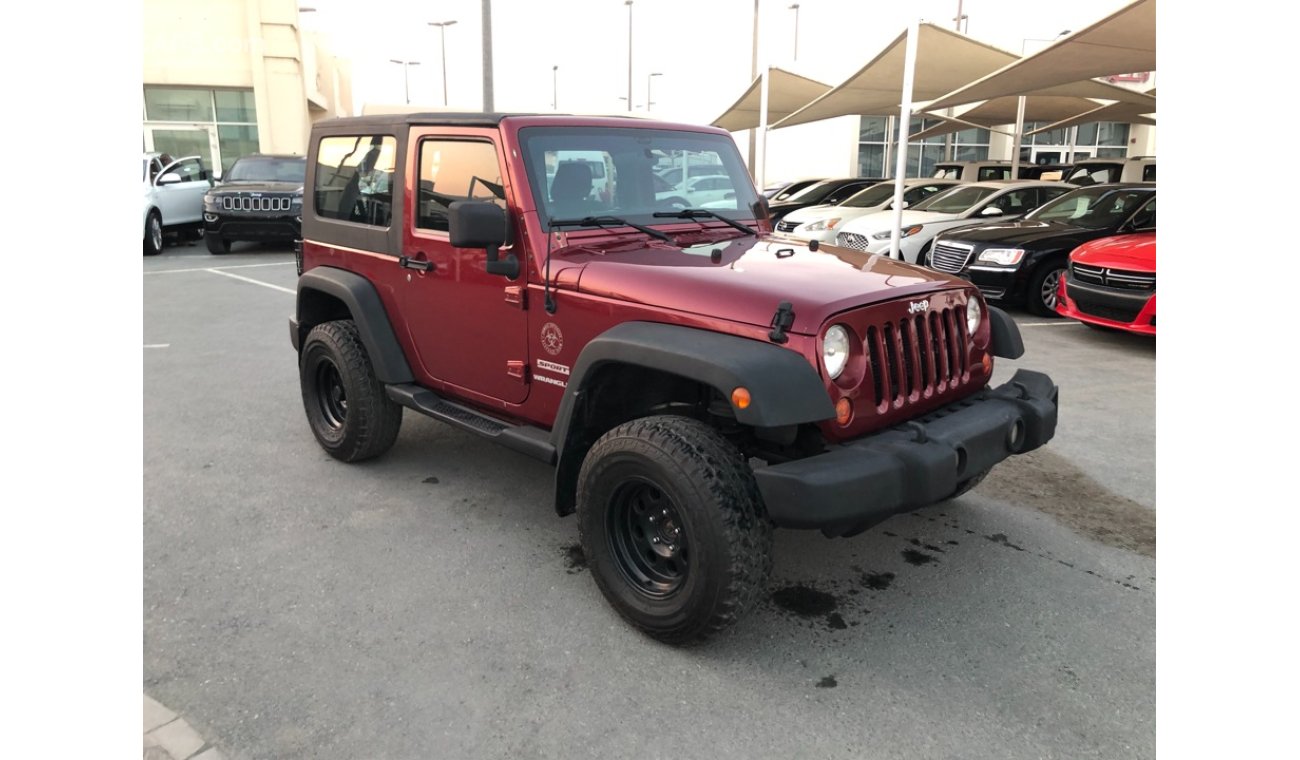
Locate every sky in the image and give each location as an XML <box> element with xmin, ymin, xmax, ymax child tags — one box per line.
<box><xmin>299</xmin><ymin>0</ymin><xmax>1140</xmax><ymax>123</ymax></box>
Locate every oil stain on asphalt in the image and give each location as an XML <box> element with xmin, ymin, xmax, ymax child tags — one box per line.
<box><xmin>976</xmin><ymin>447</ymin><xmax>1156</xmax><ymax>557</ymax></box>
<box><xmin>562</xmin><ymin>543</ymin><xmax>586</xmax><ymax>574</ymax></box>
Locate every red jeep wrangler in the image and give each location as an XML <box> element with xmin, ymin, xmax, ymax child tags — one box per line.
<box><xmin>291</xmin><ymin>113</ymin><xmax>1059</xmax><ymax>643</ymax></box>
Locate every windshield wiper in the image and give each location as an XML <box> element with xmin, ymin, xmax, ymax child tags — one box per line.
<box><xmin>653</xmin><ymin>209</ymin><xmax>755</xmax><ymax>236</ymax></box>
<box><xmin>549</xmin><ymin>216</ymin><xmax>674</xmax><ymax>243</ymax></box>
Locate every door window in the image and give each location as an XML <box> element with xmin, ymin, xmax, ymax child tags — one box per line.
<box><xmin>315</xmin><ymin>135</ymin><xmax>398</xmax><ymax>226</ymax></box>
<box><xmin>416</xmin><ymin>139</ymin><xmax>505</xmax><ymax>232</ymax></box>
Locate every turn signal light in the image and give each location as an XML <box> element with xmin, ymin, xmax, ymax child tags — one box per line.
<box><xmin>981</xmin><ymin>354</ymin><xmax>993</xmax><ymax>374</ymax></box>
<box><xmin>731</xmin><ymin>387</ymin><xmax>752</xmax><ymax>410</ymax></box>
<box><xmin>835</xmin><ymin>397</ymin><xmax>853</xmax><ymax>426</ymax></box>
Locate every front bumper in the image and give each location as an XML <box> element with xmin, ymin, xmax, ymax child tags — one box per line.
<box><xmin>204</xmin><ymin>213</ymin><xmax>301</xmax><ymax>242</ymax></box>
<box><xmin>1057</xmin><ymin>273</ymin><xmax>1156</xmax><ymax>335</ymax></box>
<box><xmin>754</xmin><ymin>369</ymin><xmax>1058</xmax><ymax>537</ymax></box>
<box><xmin>965</xmin><ymin>265</ymin><xmax>1027</xmax><ymax>302</ymax></box>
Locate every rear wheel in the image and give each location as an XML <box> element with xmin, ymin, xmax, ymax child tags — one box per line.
<box><xmin>577</xmin><ymin>416</ymin><xmax>772</xmax><ymax>644</ymax></box>
<box><xmin>299</xmin><ymin>320</ymin><xmax>402</xmax><ymax>462</ymax></box>
<box><xmin>143</xmin><ymin>211</ymin><xmax>163</xmax><ymax>256</ymax></box>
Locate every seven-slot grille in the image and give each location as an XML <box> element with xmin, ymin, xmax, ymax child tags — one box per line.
<box><xmin>862</xmin><ymin>305</ymin><xmax>969</xmax><ymax>409</ymax></box>
<box><xmin>1070</xmin><ymin>263</ymin><xmax>1155</xmax><ymax>291</ymax></box>
<box><xmin>220</xmin><ymin>194</ymin><xmax>294</xmax><ymax>212</ymax></box>
<box><xmin>835</xmin><ymin>231</ymin><xmax>870</xmax><ymax>251</ymax></box>
<box><xmin>775</xmin><ymin>219</ymin><xmax>800</xmax><ymax>233</ymax></box>
<box><xmin>929</xmin><ymin>240</ymin><xmax>973</xmax><ymax>273</ymax></box>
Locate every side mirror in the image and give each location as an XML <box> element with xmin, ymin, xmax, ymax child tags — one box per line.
<box><xmin>751</xmin><ymin>195</ymin><xmax>770</xmax><ymax>221</ymax></box>
<box><xmin>449</xmin><ymin>201</ymin><xmax>517</xmax><ymax>278</ymax></box>
<box><xmin>980</xmin><ymin>206</ymin><xmax>1004</xmax><ymax>216</ymax></box>
<box><xmin>157</xmin><ymin>172</ymin><xmax>183</xmax><ymax>186</ymax></box>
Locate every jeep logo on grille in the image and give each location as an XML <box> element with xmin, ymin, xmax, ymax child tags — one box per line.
<box><xmin>908</xmin><ymin>299</ymin><xmax>930</xmax><ymax>314</ymax></box>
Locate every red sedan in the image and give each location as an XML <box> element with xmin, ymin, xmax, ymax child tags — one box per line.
<box><xmin>1056</xmin><ymin>232</ymin><xmax>1156</xmax><ymax>335</ymax></box>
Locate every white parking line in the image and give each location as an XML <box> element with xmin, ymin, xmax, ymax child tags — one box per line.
<box><xmin>204</xmin><ymin>268</ymin><xmax>295</xmax><ymax>294</ymax></box>
<box><xmin>1019</xmin><ymin>321</ymin><xmax>1085</xmax><ymax>327</ymax></box>
<box><xmin>144</xmin><ymin>261</ymin><xmax>294</xmax><ymax>276</ymax></box>
<box><xmin>144</xmin><ymin>344</ymin><xmax>170</xmax><ymax>349</ymax></box>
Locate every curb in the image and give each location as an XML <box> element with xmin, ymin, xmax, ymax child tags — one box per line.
<box><xmin>144</xmin><ymin>694</ymin><xmax>225</xmax><ymax>760</ymax></box>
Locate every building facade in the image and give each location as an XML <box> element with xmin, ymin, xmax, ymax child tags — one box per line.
<box><xmin>143</xmin><ymin>0</ymin><xmax>352</xmax><ymax>176</ymax></box>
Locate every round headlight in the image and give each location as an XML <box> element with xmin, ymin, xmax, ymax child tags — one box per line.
<box><xmin>823</xmin><ymin>324</ymin><xmax>851</xmax><ymax>379</ymax></box>
<box><xmin>966</xmin><ymin>298</ymin><xmax>982</xmax><ymax>334</ymax></box>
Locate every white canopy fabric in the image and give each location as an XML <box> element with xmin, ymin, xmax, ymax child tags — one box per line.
<box><xmin>710</xmin><ymin>68</ymin><xmax>831</xmax><ymax>132</ymax></box>
<box><xmin>926</xmin><ymin>0</ymin><xmax>1156</xmax><ymax>111</ymax></box>
<box><xmin>1025</xmin><ymin>99</ymin><xmax>1156</xmax><ymax>135</ymax></box>
<box><xmin>771</xmin><ymin>23</ymin><xmax>1020</xmax><ymax>130</ymax></box>
<box><xmin>908</xmin><ymin>94</ymin><xmax>1141</xmax><ymax>141</ymax></box>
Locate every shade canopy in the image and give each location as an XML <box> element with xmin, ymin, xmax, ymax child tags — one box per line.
<box><xmin>1025</xmin><ymin>99</ymin><xmax>1156</xmax><ymax>135</ymax></box>
<box><xmin>771</xmin><ymin>23</ymin><xmax>1020</xmax><ymax>130</ymax></box>
<box><xmin>925</xmin><ymin>0</ymin><xmax>1156</xmax><ymax>111</ymax></box>
<box><xmin>710</xmin><ymin>67</ymin><xmax>831</xmax><ymax>132</ymax></box>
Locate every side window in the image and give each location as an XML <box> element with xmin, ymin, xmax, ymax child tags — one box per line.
<box><xmin>169</xmin><ymin>158</ymin><xmax>204</xmax><ymax>183</ymax></box>
<box><xmin>149</xmin><ymin>158</ymin><xmax>165</xmax><ymax>183</ymax></box>
<box><xmin>1128</xmin><ymin>197</ymin><xmax>1156</xmax><ymax>230</ymax></box>
<box><xmin>978</xmin><ymin>167</ymin><xmax>1010</xmax><ymax>181</ymax></box>
<box><xmin>315</xmin><ymin>134</ymin><xmax>398</xmax><ymax>227</ymax></box>
<box><xmin>1142</xmin><ymin>164</ymin><xmax>1156</xmax><ymax>182</ymax></box>
<box><xmin>1041</xmin><ymin>186</ymin><xmax>1072</xmax><ymax>204</ymax></box>
<box><xmin>417</xmin><ymin>139</ymin><xmax>506</xmax><ymax>232</ymax></box>
<box><xmin>993</xmin><ymin>189</ymin><xmax>1034</xmax><ymax>214</ymax></box>
<box><xmin>908</xmin><ymin>184</ymin><xmax>946</xmax><ymax>203</ymax></box>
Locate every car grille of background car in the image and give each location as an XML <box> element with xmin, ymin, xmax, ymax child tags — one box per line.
<box><xmin>775</xmin><ymin>219</ymin><xmax>800</xmax><ymax>233</ymax></box>
<box><xmin>835</xmin><ymin>232</ymin><xmax>870</xmax><ymax>251</ymax></box>
<box><xmin>930</xmin><ymin>241</ymin><xmax>975</xmax><ymax>273</ymax></box>
<box><xmin>221</xmin><ymin>195</ymin><xmax>293</xmax><ymax>212</ymax></box>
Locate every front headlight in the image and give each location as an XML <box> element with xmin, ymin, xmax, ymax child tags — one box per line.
<box><xmin>976</xmin><ymin>248</ymin><xmax>1025</xmax><ymax>266</ymax></box>
<box><xmin>871</xmin><ymin>224</ymin><xmax>923</xmax><ymax>240</ymax></box>
<box><xmin>805</xmin><ymin>217</ymin><xmax>842</xmax><ymax>232</ymax></box>
<box><xmin>823</xmin><ymin>324</ymin><xmax>851</xmax><ymax>380</ymax></box>
<box><xmin>292</xmin><ymin>196</ymin><xmax>303</xmax><ymax>207</ymax></box>
<box><xmin>966</xmin><ymin>298</ymin><xmax>982</xmax><ymax>334</ymax></box>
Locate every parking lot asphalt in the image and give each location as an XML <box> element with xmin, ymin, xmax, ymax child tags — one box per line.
<box><xmin>144</xmin><ymin>241</ymin><xmax>1156</xmax><ymax>760</ymax></box>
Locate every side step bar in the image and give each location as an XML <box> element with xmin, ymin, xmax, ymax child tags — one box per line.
<box><xmin>385</xmin><ymin>384</ymin><xmax>556</xmax><ymax>464</ymax></box>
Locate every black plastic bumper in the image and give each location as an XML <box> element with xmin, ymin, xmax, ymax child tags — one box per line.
<box><xmin>753</xmin><ymin>369</ymin><xmax>1059</xmax><ymax>537</ymax></box>
<box><xmin>205</xmin><ymin>215</ymin><xmax>301</xmax><ymax>241</ymax></box>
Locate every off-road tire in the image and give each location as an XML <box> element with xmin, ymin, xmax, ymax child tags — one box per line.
<box><xmin>1027</xmin><ymin>262</ymin><xmax>1067</xmax><ymax>317</ymax></box>
<box><xmin>577</xmin><ymin>415</ymin><xmax>773</xmax><ymax>645</ymax></box>
<box><xmin>144</xmin><ymin>211</ymin><xmax>163</xmax><ymax>256</ymax></box>
<box><xmin>299</xmin><ymin>320</ymin><xmax>402</xmax><ymax>462</ymax></box>
<box><xmin>206</xmin><ymin>234</ymin><xmax>232</xmax><ymax>254</ymax></box>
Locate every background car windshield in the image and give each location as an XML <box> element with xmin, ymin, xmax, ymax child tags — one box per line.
<box><xmin>782</xmin><ymin>180</ymin><xmax>841</xmax><ymax>204</ymax></box>
<box><xmin>1064</xmin><ymin>163</ymin><xmax>1121</xmax><ymax>186</ymax></box>
<box><xmin>840</xmin><ymin>183</ymin><xmax>898</xmax><ymax>208</ymax></box>
<box><xmin>519</xmin><ymin>127</ymin><xmax>759</xmax><ymax>226</ymax></box>
<box><xmin>913</xmin><ymin>185</ymin><xmax>997</xmax><ymax>213</ymax></box>
<box><xmin>1026</xmin><ymin>187</ymin><xmax>1152</xmax><ymax>229</ymax></box>
<box><xmin>226</xmin><ymin>157</ymin><xmax>306</xmax><ymax>183</ymax></box>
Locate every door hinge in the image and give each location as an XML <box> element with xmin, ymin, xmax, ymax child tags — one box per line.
<box><xmin>507</xmin><ymin>360</ymin><xmax>527</xmax><ymax>380</ymax></box>
<box><xmin>504</xmin><ymin>286</ymin><xmax>527</xmax><ymax>309</ymax></box>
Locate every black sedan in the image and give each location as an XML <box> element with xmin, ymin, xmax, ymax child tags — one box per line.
<box><xmin>925</xmin><ymin>183</ymin><xmax>1156</xmax><ymax>316</ymax></box>
<box><xmin>767</xmin><ymin>177</ymin><xmax>882</xmax><ymax>223</ymax></box>
<box><xmin>203</xmin><ymin>154</ymin><xmax>306</xmax><ymax>254</ymax></box>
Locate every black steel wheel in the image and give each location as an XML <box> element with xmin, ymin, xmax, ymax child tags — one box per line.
<box><xmin>144</xmin><ymin>211</ymin><xmax>163</xmax><ymax>256</ymax></box>
<box><xmin>299</xmin><ymin>320</ymin><xmax>402</xmax><ymax>462</ymax></box>
<box><xmin>1027</xmin><ymin>262</ymin><xmax>1066</xmax><ymax>317</ymax></box>
<box><xmin>577</xmin><ymin>415</ymin><xmax>772</xmax><ymax>644</ymax></box>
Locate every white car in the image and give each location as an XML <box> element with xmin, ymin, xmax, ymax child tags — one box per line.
<box><xmin>143</xmin><ymin>152</ymin><xmax>212</xmax><ymax>256</ymax></box>
<box><xmin>832</xmin><ymin>180</ymin><xmax>1076</xmax><ymax>264</ymax></box>
<box><xmin>774</xmin><ymin>179</ymin><xmax>963</xmax><ymax>243</ymax></box>
<box><xmin>655</xmin><ymin>174</ymin><xmax>737</xmax><ymax>208</ymax></box>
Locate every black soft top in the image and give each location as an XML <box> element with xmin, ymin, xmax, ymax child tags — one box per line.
<box><xmin>313</xmin><ymin>112</ymin><xmax>538</xmax><ymax>130</ymax></box>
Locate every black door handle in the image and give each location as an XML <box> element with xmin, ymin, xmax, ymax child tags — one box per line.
<box><xmin>399</xmin><ymin>255</ymin><xmax>435</xmax><ymax>273</ymax></box>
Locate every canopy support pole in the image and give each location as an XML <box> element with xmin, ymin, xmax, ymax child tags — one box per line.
<box><xmin>1011</xmin><ymin>95</ymin><xmax>1026</xmax><ymax>179</ymax></box>
<box><xmin>757</xmin><ymin>66</ymin><xmax>769</xmax><ymax>192</ymax></box>
<box><xmin>887</xmin><ymin>19</ymin><xmax>919</xmax><ymax>261</ymax></box>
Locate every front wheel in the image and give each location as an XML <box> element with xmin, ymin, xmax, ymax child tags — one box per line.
<box><xmin>205</xmin><ymin>234</ymin><xmax>232</xmax><ymax>254</ymax></box>
<box><xmin>1027</xmin><ymin>262</ymin><xmax>1067</xmax><ymax>317</ymax></box>
<box><xmin>577</xmin><ymin>416</ymin><xmax>773</xmax><ymax>644</ymax></box>
<box><xmin>299</xmin><ymin>320</ymin><xmax>402</xmax><ymax>462</ymax></box>
<box><xmin>143</xmin><ymin>211</ymin><xmax>163</xmax><ymax>256</ymax></box>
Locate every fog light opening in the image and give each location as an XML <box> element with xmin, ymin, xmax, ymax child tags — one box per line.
<box><xmin>1007</xmin><ymin>419</ymin><xmax>1026</xmax><ymax>452</ymax></box>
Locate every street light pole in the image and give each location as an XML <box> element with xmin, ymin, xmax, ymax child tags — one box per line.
<box><xmin>482</xmin><ymin>0</ymin><xmax>494</xmax><ymax>111</ymax></box>
<box><xmin>647</xmin><ymin>72</ymin><xmax>661</xmax><ymax>112</ymax></box>
<box><xmin>625</xmin><ymin>1</ymin><xmax>634</xmax><ymax>112</ymax></box>
<box><xmin>552</xmin><ymin>65</ymin><xmax>559</xmax><ymax>110</ymax></box>
<box><xmin>389</xmin><ymin>59</ymin><xmax>421</xmax><ymax>105</ymax></box>
<box><xmin>788</xmin><ymin>4</ymin><xmax>800</xmax><ymax>61</ymax></box>
<box><xmin>428</xmin><ymin>20</ymin><xmax>458</xmax><ymax>107</ymax></box>
<box><xmin>747</xmin><ymin>0</ymin><xmax>758</xmax><ymax>176</ymax></box>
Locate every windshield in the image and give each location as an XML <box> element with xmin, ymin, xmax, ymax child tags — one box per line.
<box><xmin>225</xmin><ymin>156</ymin><xmax>306</xmax><ymax>183</ymax></box>
<box><xmin>782</xmin><ymin>180</ymin><xmax>842</xmax><ymax>204</ymax></box>
<box><xmin>519</xmin><ymin>126</ymin><xmax>760</xmax><ymax>227</ymax></box>
<box><xmin>1026</xmin><ymin>186</ymin><xmax>1153</xmax><ymax>229</ymax></box>
<box><xmin>912</xmin><ymin>185</ymin><xmax>997</xmax><ymax>213</ymax></box>
<box><xmin>840</xmin><ymin>183</ymin><xmax>898</xmax><ymax>208</ymax></box>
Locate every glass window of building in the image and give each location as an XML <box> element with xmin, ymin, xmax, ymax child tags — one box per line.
<box><xmin>143</xmin><ymin>86</ymin><xmax>261</xmax><ymax>177</ymax></box>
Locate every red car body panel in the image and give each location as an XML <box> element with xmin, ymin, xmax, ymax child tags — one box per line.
<box><xmin>1056</xmin><ymin>232</ymin><xmax>1156</xmax><ymax>335</ymax></box>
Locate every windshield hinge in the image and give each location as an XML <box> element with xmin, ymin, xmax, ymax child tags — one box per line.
<box><xmin>768</xmin><ymin>301</ymin><xmax>795</xmax><ymax>344</ymax></box>
<box><xmin>505</xmin><ymin>285</ymin><xmax>527</xmax><ymax>309</ymax></box>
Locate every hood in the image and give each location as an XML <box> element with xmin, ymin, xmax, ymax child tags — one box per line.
<box><xmin>839</xmin><ymin>209</ymin><xmax>959</xmax><ymax>234</ymax></box>
<box><xmin>1071</xmin><ymin>232</ymin><xmax>1156</xmax><ymax>272</ymax></box>
<box><xmin>210</xmin><ymin>180</ymin><xmax>303</xmax><ymax>194</ymax></box>
<box><xmin>782</xmin><ymin>204</ymin><xmax>840</xmax><ymax>224</ymax></box>
<box><xmin>552</xmin><ymin>234</ymin><xmax>970</xmax><ymax>335</ymax></box>
<box><xmin>936</xmin><ymin>219</ymin><xmax>1103</xmax><ymax>250</ymax></box>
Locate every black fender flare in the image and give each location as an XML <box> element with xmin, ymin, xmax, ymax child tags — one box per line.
<box><xmin>551</xmin><ymin>321</ymin><xmax>835</xmax><ymax>515</ymax></box>
<box><xmin>293</xmin><ymin>267</ymin><xmax>414</xmax><ymax>384</ymax></box>
<box><xmin>987</xmin><ymin>305</ymin><xmax>1024</xmax><ymax>359</ymax></box>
